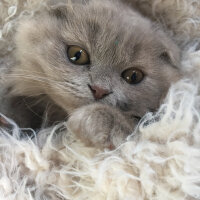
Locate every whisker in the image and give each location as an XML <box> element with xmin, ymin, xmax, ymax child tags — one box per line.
<box><xmin>8</xmin><ymin>74</ymin><xmax>91</xmax><ymax>98</ymax></box>
<box><xmin>13</xmin><ymin>88</ymin><xmax>90</xmax><ymax>99</ymax></box>
<box><xmin>8</xmin><ymin>74</ymin><xmax>59</xmax><ymax>84</ymax></box>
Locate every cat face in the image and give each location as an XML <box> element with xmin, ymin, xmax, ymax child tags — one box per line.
<box><xmin>12</xmin><ymin>0</ymin><xmax>182</xmax><ymax>119</ymax></box>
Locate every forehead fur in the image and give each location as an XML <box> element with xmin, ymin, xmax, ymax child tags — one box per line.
<box><xmin>43</xmin><ymin>0</ymin><xmax>179</xmax><ymax>67</ymax></box>
<box><xmin>15</xmin><ymin>0</ymin><xmax>180</xmax><ymax>73</ymax></box>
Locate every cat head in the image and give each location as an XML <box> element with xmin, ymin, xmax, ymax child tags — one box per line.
<box><xmin>11</xmin><ymin>0</ymin><xmax>182</xmax><ymax>119</ymax></box>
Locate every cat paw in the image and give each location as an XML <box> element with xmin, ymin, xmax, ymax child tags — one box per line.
<box><xmin>67</xmin><ymin>104</ymin><xmax>133</xmax><ymax>149</ymax></box>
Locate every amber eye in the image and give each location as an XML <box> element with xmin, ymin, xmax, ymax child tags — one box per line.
<box><xmin>67</xmin><ymin>45</ymin><xmax>90</xmax><ymax>65</ymax></box>
<box><xmin>121</xmin><ymin>68</ymin><xmax>144</xmax><ymax>84</ymax></box>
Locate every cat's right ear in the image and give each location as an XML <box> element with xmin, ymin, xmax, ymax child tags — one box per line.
<box><xmin>48</xmin><ymin>5</ymin><xmax>68</xmax><ymax>20</ymax></box>
<box><xmin>48</xmin><ymin>0</ymin><xmax>90</xmax><ymax>19</ymax></box>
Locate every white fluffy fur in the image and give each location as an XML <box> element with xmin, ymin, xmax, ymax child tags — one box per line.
<box><xmin>1</xmin><ymin>0</ymin><xmax>200</xmax><ymax>199</ymax></box>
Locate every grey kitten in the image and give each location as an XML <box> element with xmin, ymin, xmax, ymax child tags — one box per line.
<box><xmin>7</xmin><ymin>0</ymin><xmax>181</xmax><ymax>148</ymax></box>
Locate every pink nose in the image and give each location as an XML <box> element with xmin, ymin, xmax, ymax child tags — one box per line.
<box><xmin>89</xmin><ymin>85</ymin><xmax>110</xmax><ymax>100</ymax></box>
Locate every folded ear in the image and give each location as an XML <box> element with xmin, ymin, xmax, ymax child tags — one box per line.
<box><xmin>48</xmin><ymin>0</ymin><xmax>90</xmax><ymax>19</ymax></box>
<box><xmin>157</xmin><ymin>28</ymin><xmax>181</xmax><ymax>68</ymax></box>
<box><xmin>159</xmin><ymin>48</ymin><xmax>181</xmax><ymax>68</ymax></box>
<box><xmin>48</xmin><ymin>5</ymin><xmax>68</xmax><ymax>19</ymax></box>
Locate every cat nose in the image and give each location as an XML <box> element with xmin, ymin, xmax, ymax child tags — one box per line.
<box><xmin>88</xmin><ymin>84</ymin><xmax>110</xmax><ymax>100</ymax></box>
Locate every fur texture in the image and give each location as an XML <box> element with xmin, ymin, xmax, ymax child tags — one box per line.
<box><xmin>1</xmin><ymin>79</ymin><xmax>200</xmax><ymax>200</ymax></box>
<box><xmin>0</xmin><ymin>0</ymin><xmax>200</xmax><ymax>199</ymax></box>
<box><xmin>5</xmin><ymin>0</ymin><xmax>181</xmax><ymax>148</ymax></box>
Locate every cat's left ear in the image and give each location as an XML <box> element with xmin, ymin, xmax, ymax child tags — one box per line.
<box><xmin>160</xmin><ymin>46</ymin><xmax>181</xmax><ymax>69</ymax></box>
<box><xmin>155</xmin><ymin>26</ymin><xmax>181</xmax><ymax>68</ymax></box>
<box><xmin>162</xmin><ymin>40</ymin><xmax>181</xmax><ymax>69</ymax></box>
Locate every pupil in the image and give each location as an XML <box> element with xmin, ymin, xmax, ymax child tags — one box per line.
<box><xmin>131</xmin><ymin>72</ymin><xmax>137</xmax><ymax>81</ymax></box>
<box><xmin>74</xmin><ymin>50</ymin><xmax>82</xmax><ymax>60</ymax></box>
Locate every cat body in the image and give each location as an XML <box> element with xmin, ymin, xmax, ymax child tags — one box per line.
<box><xmin>7</xmin><ymin>0</ymin><xmax>181</xmax><ymax>148</ymax></box>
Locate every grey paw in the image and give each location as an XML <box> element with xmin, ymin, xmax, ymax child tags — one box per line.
<box><xmin>67</xmin><ymin>104</ymin><xmax>133</xmax><ymax>149</ymax></box>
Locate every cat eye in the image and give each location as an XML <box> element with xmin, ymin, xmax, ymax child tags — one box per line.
<box><xmin>67</xmin><ymin>45</ymin><xmax>90</xmax><ymax>65</ymax></box>
<box><xmin>121</xmin><ymin>68</ymin><xmax>144</xmax><ymax>84</ymax></box>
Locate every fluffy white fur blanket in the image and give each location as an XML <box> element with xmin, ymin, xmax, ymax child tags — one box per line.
<box><xmin>1</xmin><ymin>0</ymin><xmax>200</xmax><ymax>199</ymax></box>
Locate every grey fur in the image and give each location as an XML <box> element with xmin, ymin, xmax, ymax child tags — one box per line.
<box><xmin>6</xmin><ymin>0</ymin><xmax>182</xmax><ymax>148</ymax></box>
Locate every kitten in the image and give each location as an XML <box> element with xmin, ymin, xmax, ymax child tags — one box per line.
<box><xmin>7</xmin><ymin>0</ymin><xmax>182</xmax><ymax>148</ymax></box>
